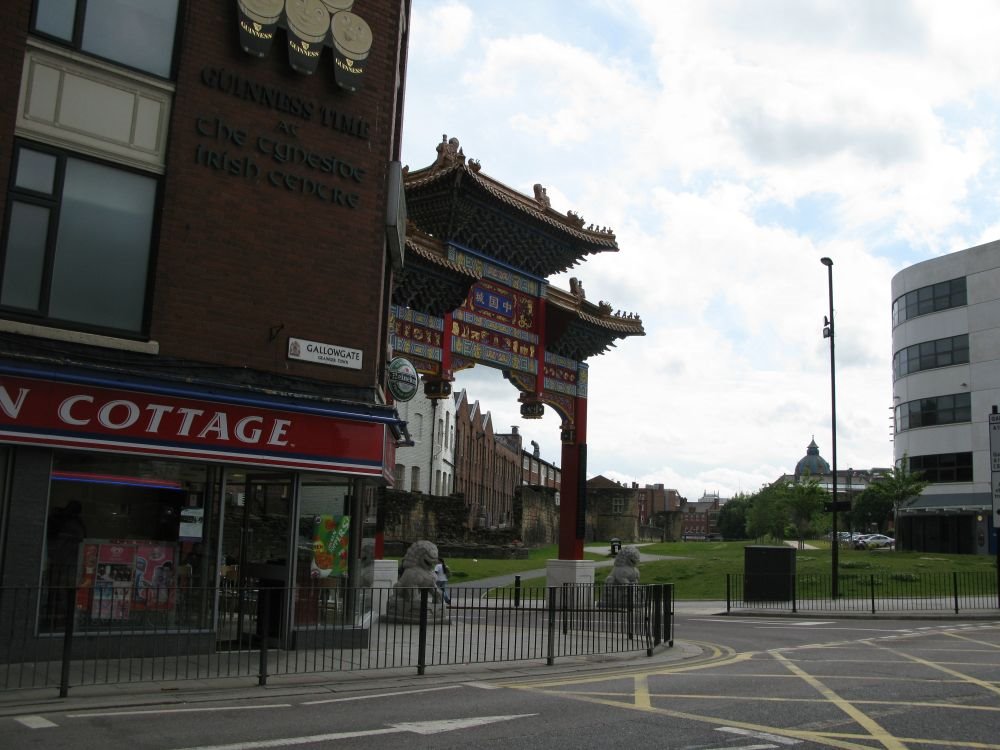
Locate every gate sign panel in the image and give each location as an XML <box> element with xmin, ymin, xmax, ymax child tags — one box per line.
<box><xmin>389</xmin><ymin>306</ymin><xmax>444</xmax><ymax>375</ymax></box>
<box><xmin>991</xmin><ymin>412</ymin><xmax>1000</xmax><ymax>522</ymax></box>
<box><xmin>449</xmin><ymin>249</ymin><xmax>543</xmax><ymax>376</ymax></box>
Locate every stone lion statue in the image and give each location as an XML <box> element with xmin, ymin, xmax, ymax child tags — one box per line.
<box><xmin>606</xmin><ymin>545</ymin><xmax>641</xmax><ymax>586</ymax></box>
<box><xmin>384</xmin><ymin>540</ymin><xmax>450</xmax><ymax>624</ymax></box>
<box><xmin>601</xmin><ymin>545</ymin><xmax>641</xmax><ymax>609</ymax></box>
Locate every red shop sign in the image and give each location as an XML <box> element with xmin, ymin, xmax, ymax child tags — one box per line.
<box><xmin>0</xmin><ymin>374</ymin><xmax>387</xmax><ymax>476</ymax></box>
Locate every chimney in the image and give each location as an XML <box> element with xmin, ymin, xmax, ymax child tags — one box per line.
<box><xmin>511</xmin><ymin>426</ymin><xmax>519</xmax><ymax>435</ymax></box>
<box><xmin>531</xmin><ymin>440</ymin><xmax>539</xmax><ymax>458</ymax></box>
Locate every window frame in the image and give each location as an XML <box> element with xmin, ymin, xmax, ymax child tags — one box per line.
<box><xmin>892</xmin><ymin>276</ymin><xmax>967</xmax><ymax>327</ymax></box>
<box><xmin>0</xmin><ymin>140</ymin><xmax>161</xmax><ymax>340</ymax></box>
<box><xmin>908</xmin><ymin>452</ymin><xmax>973</xmax><ymax>483</ymax></box>
<box><xmin>30</xmin><ymin>0</ymin><xmax>182</xmax><ymax>81</ymax></box>
<box><xmin>892</xmin><ymin>334</ymin><xmax>969</xmax><ymax>380</ymax></box>
<box><xmin>894</xmin><ymin>392</ymin><xmax>972</xmax><ymax>432</ymax></box>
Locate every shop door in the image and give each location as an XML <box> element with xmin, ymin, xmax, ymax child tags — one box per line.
<box><xmin>219</xmin><ymin>471</ymin><xmax>293</xmax><ymax>647</ymax></box>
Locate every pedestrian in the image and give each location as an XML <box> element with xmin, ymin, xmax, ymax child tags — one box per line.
<box><xmin>433</xmin><ymin>557</ymin><xmax>451</xmax><ymax>604</ymax></box>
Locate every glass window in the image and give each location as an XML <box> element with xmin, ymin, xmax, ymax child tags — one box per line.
<box><xmin>43</xmin><ymin>452</ymin><xmax>217</xmax><ymax>634</ymax></box>
<box><xmin>1</xmin><ymin>203</ymin><xmax>50</xmax><ymax>310</ymax></box>
<box><xmin>295</xmin><ymin>475</ymin><xmax>351</xmax><ymax>614</ymax></box>
<box><xmin>1</xmin><ymin>144</ymin><xmax>157</xmax><ymax>335</ymax></box>
<box><xmin>892</xmin><ymin>277</ymin><xmax>967</xmax><ymax>327</ymax></box>
<box><xmin>895</xmin><ymin>393</ymin><xmax>971</xmax><ymax>432</ymax></box>
<box><xmin>34</xmin><ymin>0</ymin><xmax>76</xmax><ymax>40</ymax></box>
<box><xmin>410</xmin><ymin>466</ymin><xmax>420</xmax><ymax>492</ymax></box>
<box><xmin>15</xmin><ymin>149</ymin><xmax>58</xmax><ymax>194</ymax></box>
<box><xmin>33</xmin><ymin>0</ymin><xmax>179</xmax><ymax>78</ymax></box>
<box><xmin>893</xmin><ymin>334</ymin><xmax>969</xmax><ymax>380</ymax></box>
<box><xmin>908</xmin><ymin>452</ymin><xmax>973</xmax><ymax>483</ymax></box>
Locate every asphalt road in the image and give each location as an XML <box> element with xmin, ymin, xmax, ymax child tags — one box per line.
<box><xmin>5</xmin><ymin>612</ymin><xmax>999</xmax><ymax>749</ymax></box>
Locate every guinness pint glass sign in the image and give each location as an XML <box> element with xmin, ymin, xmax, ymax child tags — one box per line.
<box><xmin>387</xmin><ymin>358</ymin><xmax>418</xmax><ymax>402</ymax></box>
<box><xmin>237</xmin><ymin>0</ymin><xmax>284</xmax><ymax>56</ymax></box>
<box><xmin>234</xmin><ymin>0</ymin><xmax>372</xmax><ymax>89</ymax></box>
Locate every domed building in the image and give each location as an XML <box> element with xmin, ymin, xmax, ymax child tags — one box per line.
<box><xmin>772</xmin><ymin>440</ymin><xmax>888</xmax><ymax>523</ymax></box>
<box><xmin>794</xmin><ymin>438</ymin><xmax>831</xmax><ymax>480</ymax></box>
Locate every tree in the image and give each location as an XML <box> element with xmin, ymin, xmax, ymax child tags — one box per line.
<box><xmin>717</xmin><ymin>494</ymin><xmax>750</xmax><ymax>540</ymax></box>
<box><xmin>866</xmin><ymin>460</ymin><xmax>928</xmax><ymax>542</ymax></box>
<box><xmin>746</xmin><ymin>484</ymin><xmax>788</xmax><ymax>541</ymax></box>
<box><xmin>849</xmin><ymin>487</ymin><xmax>894</xmax><ymax>534</ymax></box>
<box><xmin>784</xmin><ymin>479</ymin><xmax>825</xmax><ymax>547</ymax></box>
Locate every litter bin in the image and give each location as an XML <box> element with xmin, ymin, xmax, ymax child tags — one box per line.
<box><xmin>610</xmin><ymin>538</ymin><xmax>622</xmax><ymax>556</ymax></box>
<box><xmin>244</xmin><ymin>561</ymin><xmax>287</xmax><ymax>639</ymax></box>
<box><xmin>743</xmin><ymin>546</ymin><xmax>795</xmax><ymax>602</ymax></box>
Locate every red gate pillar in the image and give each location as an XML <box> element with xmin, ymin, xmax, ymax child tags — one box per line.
<box><xmin>558</xmin><ymin>395</ymin><xmax>587</xmax><ymax>560</ymax></box>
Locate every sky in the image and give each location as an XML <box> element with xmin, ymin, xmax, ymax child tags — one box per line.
<box><xmin>398</xmin><ymin>0</ymin><xmax>1000</xmax><ymax>502</ymax></box>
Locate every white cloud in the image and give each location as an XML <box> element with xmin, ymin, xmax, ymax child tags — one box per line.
<box><xmin>410</xmin><ymin>1</ymin><xmax>474</xmax><ymax>57</ymax></box>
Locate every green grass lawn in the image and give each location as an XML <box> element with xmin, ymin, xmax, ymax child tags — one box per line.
<box><xmin>441</xmin><ymin>541</ymin><xmax>998</xmax><ymax>600</ymax></box>
<box><xmin>391</xmin><ymin>545</ymin><xmax>605</xmax><ymax>584</ymax></box>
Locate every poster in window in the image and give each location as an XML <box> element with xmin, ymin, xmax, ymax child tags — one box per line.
<box><xmin>133</xmin><ymin>543</ymin><xmax>177</xmax><ymax>611</ymax></box>
<box><xmin>91</xmin><ymin>543</ymin><xmax>136</xmax><ymax>621</ymax></box>
<box><xmin>311</xmin><ymin>515</ymin><xmax>350</xmax><ymax>578</ymax></box>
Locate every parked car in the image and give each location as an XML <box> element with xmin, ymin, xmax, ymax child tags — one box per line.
<box><xmin>855</xmin><ymin>534</ymin><xmax>895</xmax><ymax>550</ymax></box>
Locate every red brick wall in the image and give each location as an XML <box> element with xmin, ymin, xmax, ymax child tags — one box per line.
<box><xmin>152</xmin><ymin>2</ymin><xmax>407</xmax><ymax>387</ymax></box>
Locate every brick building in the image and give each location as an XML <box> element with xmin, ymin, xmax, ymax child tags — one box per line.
<box><xmin>0</xmin><ymin>1</ymin><xmax>410</xmax><ymax>646</ymax></box>
<box><xmin>453</xmin><ymin>389</ymin><xmax>521</xmax><ymax>529</ymax></box>
<box><xmin>682</xmin><ymin>491</ymin><xmax>724</xmax><ymax>539</ymax></box>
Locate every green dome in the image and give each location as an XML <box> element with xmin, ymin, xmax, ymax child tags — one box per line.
<box><xmin>795</xmin><ymin>438</ymin><xmax>830</xmax><ymax>478</ymax></box>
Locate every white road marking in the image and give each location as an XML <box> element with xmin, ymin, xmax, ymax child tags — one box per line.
<box><xmin>67</xmin><ymin>705</ymin><xmax>290</xmax><ymax>718</ymax></box>
<box><xmin>171</xmin><ymin>714</ymin><xmax>537</xmax><ymax>749</ymax></box>
<box><xmin>464</xmin><ymin>681</ymin><xmax>503</xmax><ymax>689</ymax></box>
<box><xmin>716</xmin><ymin>726</ymin><xmax>801</xmax><ymax>744</ymax></box>
<box><xmin>301</xmin><ymin>684</ymin><xmax>461</xmax><ymax>705</ymax></box>
<box><xmin>14</xmin><ymin>715</ymin><xmax>58</xmax><ymax>729</ymax></box>
<box><xmin>689</xmin><ymin>618</ymin><xmax>834</xmax><ymax>626</ymax></box>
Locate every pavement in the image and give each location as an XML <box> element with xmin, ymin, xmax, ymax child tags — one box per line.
<box><xmin>0</xmin><ymin>628</ymin><xmax>701</xmax><ymax>718</ymax></box>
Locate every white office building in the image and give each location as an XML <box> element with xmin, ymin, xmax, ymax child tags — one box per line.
<box><xmin>891</xmin><ymin>241</ymin><xmax>1000</xmax><ymax>554</ymax></box>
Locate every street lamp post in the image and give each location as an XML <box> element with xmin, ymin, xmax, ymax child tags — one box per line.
<box><xmin>821</xmin><ymin>257</ymin><xmax>839</xmax><ymax>599</ymax></box>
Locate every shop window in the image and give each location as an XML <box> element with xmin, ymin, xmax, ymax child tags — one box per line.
<box><xmin>295</xmin><ymin>475</ymin><xmax>352</xmax><ymax>619</ymax></box>
<box><xmin>33</xmin><ymin>0</ymin><xmax>180</xmax><ymax>78</ymax></box>
<box><xmin>43</xmin><ymin>453</ymin><xmax>215</xmax><ymax>633</ymax></box>
<box><xmin>1</xmin><ymin>143</ymin><xmax>157</xmax><ymax>336</ymax></box>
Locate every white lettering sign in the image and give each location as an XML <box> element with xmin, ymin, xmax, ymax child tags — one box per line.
<box><xmin>287</xmin><ymin>337</ymin><xmax>363</xmax><ymax>370</ymax></box>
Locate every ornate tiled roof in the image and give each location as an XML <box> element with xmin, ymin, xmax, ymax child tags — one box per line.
<box><xmin>391</xmin><ymin>231</ymin><xmax>479</xmax><ymax>316</ymax></box>
<box><xmin>404</xmin><ymin>135</ymin><xmax>619</xmax><ymax>278</ymax></box>
<box><xmin>395</xmin><ymin>136</ymin><xmax>644</xmax><ymax>360</ymax></box>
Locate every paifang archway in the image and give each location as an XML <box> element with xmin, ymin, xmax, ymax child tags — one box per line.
<box><xmin>390</xmin><ymin>136</ymin><xmax>644</xmax><ymax>561</ymax></box>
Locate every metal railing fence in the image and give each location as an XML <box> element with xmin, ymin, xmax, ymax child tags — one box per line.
<box><xmin>0</xmin><ymin>581</ymin><xmax>673</xmax><ymax>696</ymax></box>
<box><xmin>726</xmin><ymin>571</ymin><xmax>999</xmax><ymax>613</ymax></box>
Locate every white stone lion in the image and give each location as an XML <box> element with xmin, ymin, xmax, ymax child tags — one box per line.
<box><xmin>601</xmin><ymin>545</ymin><xmax>641</xmax><ymax>609</ymax></box>
<box><xmin>605</xmin><ymin>545</ymin><xmax>641</xmax><ymax>586</ymax></box>
<box><xmin>384</xmin><ymin>540</ymin><xmax>450</xmax><ymax>624</ymax></box>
